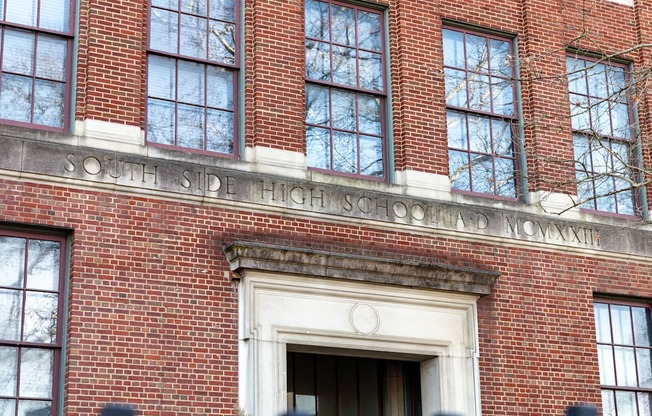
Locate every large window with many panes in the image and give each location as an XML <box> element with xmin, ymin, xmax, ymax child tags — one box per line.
<box><xmin>0</xmin><ymin>0</ymin><xmax>74</xmax><ymax>131</ymax></box>
<box><xmin>305</xmin><ymin>0</ymin><xmax>386</xmax><ymax>179</ymax></box>
<box><xmin>147</xmin><ymin>0</ymin><xmax>238</xmax><ymax>155</ymax></box>
<box><xmin>567</xmin><ymin>56</ymin><xmax>637</xmax><ymax>216</ymax></box>
<box><xmin>0</xmin><ymin>231</ymin><xmax>66</xmax><ymax>416</ymax></box>
<box><xmin>443</xmin><ymin>27</ymin><xmax>519</xmax><ymax>198</ymax></box>
<box><xmin>594</xmin><ymin>300</ymin><xmax>652</xmax><ymax>415</ymax></box>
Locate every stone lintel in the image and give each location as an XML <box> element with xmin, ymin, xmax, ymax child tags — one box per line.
<box><xmin>224</xmin><ymin>242</ymin><xmax>499</xmax><ymax>295</ymax></box>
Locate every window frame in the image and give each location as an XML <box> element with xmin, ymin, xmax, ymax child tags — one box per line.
<box><xmin>594</xmin><ymin>299</ymin><xmax>652</xmax><ymax>416</ymax></box>
<box><xmin>0</xmin><ymin>229</ymin><xmax>67</xmax><ymax>416</ymax></box>
<box><xmin>443</xmin><ymin>25</ymin><xmax>521</xmax><ymax>200</ymax></box>
<box><xmin>304</xmin><ymin>0</ymin><xmax>388</xmax><ymax>180</ymax></box>
<box><xmin>0</xmin><ymin>0</ymin><xmax>76</xmax><ymax>132</ymax></box>
<box><xmin>566</xmin><ymin>54</ymin><xmax>639</xmax><ymax>217</ymax></box>
<box><xmin>145</xmin><ymin>0</ymin><xmax>241</xmax><ymax>157</ymax></box>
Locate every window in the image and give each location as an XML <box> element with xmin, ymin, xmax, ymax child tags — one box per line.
<box><xmin>0</xmin><ymin>231</ymin><xmax>67</xmax><ymax>416</ymax></box>
<box><xmin>443</xmin><ymin>27</ymin><xmax>519</xmax><ymax>198</ymax></box>
<box><xmin>567</xmin><ymin>57</ymin><xmax>636</xmax><ymax>215</ymax></box>
<box><xmin>305</xmin><ymin>0</ymin><xmax>386</xmax><ymax>178</ymax></box>
<box><xmin>594</xmin><ymin>301</ymin><xmax>652</xmax><ymax>415</ymax></box>
<box><xmin>0</xmin><ymin>0</ymin><xmax>74</xmax><ymax>131</ymax></box>
<box><xmin>146</xmin><ymin>0</ymin><xmax>238</xmax><ymax>155</ymax></box>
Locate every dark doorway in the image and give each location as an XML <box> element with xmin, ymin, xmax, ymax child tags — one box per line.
<box><xmin>287</xmin><ymin>351</ymin><xmax>422</xmax><ymax>416</ymax></box>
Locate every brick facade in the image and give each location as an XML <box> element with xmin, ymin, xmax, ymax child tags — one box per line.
<box><xmin>1</xmin><ymin>0</ymin><xmax>651</xmax><ymax>415</ymax></box>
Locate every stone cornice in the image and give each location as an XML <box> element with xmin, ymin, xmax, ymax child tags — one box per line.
<box><xmin>224</xmin><ymin>242</ymin><xmax>499</xmax><ymax>295</ymax></box>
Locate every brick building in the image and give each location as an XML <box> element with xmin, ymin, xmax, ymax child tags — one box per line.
<box><xmin>0</xmin><ymin>0</ymin><xmax>651</xmax><ymax>415</ymax></box>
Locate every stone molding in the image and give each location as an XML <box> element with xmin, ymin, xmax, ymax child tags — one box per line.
<box><xmin>224</xmin><ymin>241</ymin><xmax>499</xmax><ymax>295</ymax></box>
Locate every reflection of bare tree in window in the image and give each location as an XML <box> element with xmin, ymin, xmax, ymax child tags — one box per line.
<box><xmin>444</xmin><ymin>28</ymin><xmax>517</xmax><ymax>197</ymax></box>
<box><xmin>305</xmin><ymin>0</ymin><xmax>385</xmax><ymax>177</ymax></box>
<box><xmin>147</xmin><ymin>1</ymin><xmax>237</xmax><ymax>152</ymax></box>
<box><xmin>0</xmin><ymin>235</ymin><xmax>60</xmax><ymax>414</ymax></box>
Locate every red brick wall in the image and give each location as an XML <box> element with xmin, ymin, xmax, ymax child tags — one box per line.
<box><xmin>2</xmin><ymin>178</ymin><xmax>651</xmax><ymax>414</ymax></box>
<box><xmin>75</xmin><ymin>0</ymin><xmax>147</xmax><ymax>126</ymax></box>
<box><xmin>71</xmin><ymin>0</ymin><xmax>652</xmax><ymax>210</ymax></box>
<box><xmin>5</xmin><ymin>0</ymin><xmax>649</xmax><ymax>414</ymax></box>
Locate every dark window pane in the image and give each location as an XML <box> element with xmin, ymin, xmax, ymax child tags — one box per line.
<box><xmin>180</xmin><ymin>14</ymin><xmax>208</xmax><ymax>59</ymax></box>
<box><xmin>0</xmin><ymin>236</ymin><xmax>25</xmax><ymax>288</ymax></box>
<box><xmin>332</xmin><ymin>131</ymin><xmax>357</xmax><ymax>173</ymax></box>
<box><xmin>147</xmin><ymin>98</ymin><xmax>176</xmax><ymax>145</ymax></box>
<box><xmin>207</xmin><ymin>66</ymin><xmax>234</xmax><ymax>109</ymax></box>
<box><xmin>306</xmin><ymin>126</ymin><xmax>331</xmax><ymax>170</ymax></box>
<box><xmin>358</xmin><ymin>11</ymin><xmax>381</xmax><ymax>52</ymax></box>
<box><xmin>150</xmin><ymin>8</ymin><xmax>179</xmax><ymax>54</ymax></box>
<box><xmin>19</xmin><ymin>349</ymin><xmax>54</xmax><ymax>399</ymax></box>
<box><xmin>208</xmin><ymin>20</ymin><xmax>236</xmax><ymax>64</ymax></box>
<box><xmin>305</xmin><ymin>0</ymin><xmax>330</xmax><ymax>41</ymax></box>
<box><xmin>33</xmin><ymin>80</ymin><xmax>65</xmax><ymax>128</ymax></box>
<box><xmin>3</xmin><ymin>29</ymin><xmax>36</xmax><ymax>75</ymax></box>
<box><xmin>36</xmin><ymin>35</ymin><xmax>67</xmax><ymax>81</ymax></box>
<box><xmin>331</xmin><ymin>5</ymin><xmax>355</xmax><ymax>46</ymax></box>
<box><xmin>40</xmin><ymin>0</ymin><xmax>70</xmax><ymax>32</ymax></box>
<box><xmin>0</xmin><ymin>74</ymin><xmax>33</xmax><ymax>123</ymax></box>
<box><xmin>206</xmin><ymin>109</ymin><xmax>234</xmax><ymax>154</ymax></box>
<box><xmin>305</xmin><ymin>40</ymin><xmax>331</xmax><ymax>82</ymax></box>
<box><xmin>177</xmin><ymin>104</ymin><xmax>205</xmax><ymax>149</ymax></box>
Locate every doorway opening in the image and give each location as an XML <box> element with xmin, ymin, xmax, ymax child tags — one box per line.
<box><xmin>287</xmin><ymin>351</ymin><xmax>422</xmax><ymax>416</ymax></box>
